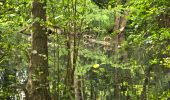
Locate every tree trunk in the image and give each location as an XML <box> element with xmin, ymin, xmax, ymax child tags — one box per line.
<box><xmin>113</xmin><ymin>10</ymin><xmax>122</xmax><ymax>100</ymax></box>
<box><xmin>74</xmin><ymin>75</ymin><xmax>83</xmax><ymax>100</ymax></box>
<box><xmin>65</xmin><ymin>32</ymin><xmax>75</xmax><ymax>99</ymax></box>
<box><xmin>113</xmin><ymin>3</ymin><xmax>128</xmax><ymax>100</ymax></box>
<box><xmin>26</xmin><ymin>1</ymin><xmax>51</xmax><ymax>100</ymax></box>
<box><xmin>81</xmin><ymin>76</ymin><xmax>86</xmax><ymax>100</ymax></box>
<box><xmin>141</xmin><ymin>67</ymin><xmax>150</xmax><ymax>100</ymax></box>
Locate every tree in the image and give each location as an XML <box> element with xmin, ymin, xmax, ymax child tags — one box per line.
<box><xmin>26</xmin><ymin>1</ymin><xmax>51</xmax><ymax>99</ymax></box>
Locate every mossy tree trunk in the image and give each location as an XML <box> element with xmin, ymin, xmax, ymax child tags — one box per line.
<box><xmin>26</xmin><ymin>1</ymin><xmax>51</xmax><ymax>100</ymax></box>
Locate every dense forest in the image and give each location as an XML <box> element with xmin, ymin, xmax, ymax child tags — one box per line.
<box><xmin>0</xmin><ymin>0</ymin><xmax>170</xmax><ymax>100</ymax></box>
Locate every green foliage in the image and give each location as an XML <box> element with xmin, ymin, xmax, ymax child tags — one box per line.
<box><xmin>0</xmin><ymin>0</ymin><xmax>170</xmax><ymax>99</ymax></box>
<box><xmin>84</xmin><ymin>3</ymin><xmax>115</xmax><ymax>35</ymax></box>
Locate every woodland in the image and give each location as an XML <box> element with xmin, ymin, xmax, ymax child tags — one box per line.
<box><xmin>0</xmin><ymin>0</ymin><xmax>170</xmax><ymax>100</ymax></box>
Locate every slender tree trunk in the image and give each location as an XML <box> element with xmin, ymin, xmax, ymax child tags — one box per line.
<box><xmin>63</xmin><ymin>0</ymin><xmax>75</xmax><ymax>98</ymax></box>
<box><xmin>141</xmin><ymin>67</ymin><xmax>150</xmax><ymax>100</ymax></box>
<box><xmin>65</xmin><ymin>32</ymin><xmax>75</xmax><ymax>99</ymax></box>
<box><xmin>81</xmin><ymin>76</ymin><xmax>86</xmax><ymax>100</ymax></box>
<box><xmin>112</xmin><ymin>0</ymin><xmax>128</xmax><ymax>98</ymax></box>
<box><xmin>113</xmin><ymin>10</ymin><xmax>122</xmax><ymax>100</ymax></box>
<box><xmin>74</xmin><ymin>75</ymin><xmax>83</xmax><ymax>100</ymax></box>
<box><xmin>72</xmin><ymin>0</ymin><xmax>83</xmax><ymax>99</ymax></box>
<box><xmin>26</xmin><ymin>1</ymin><xmax>51</xmax><ymax>100</ymax></box>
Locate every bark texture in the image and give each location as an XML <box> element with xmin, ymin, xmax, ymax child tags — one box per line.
<box><xmin>26</xmin><ymin>1</ymin><xmax>51</xmax><ymax>100</ymax></box>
